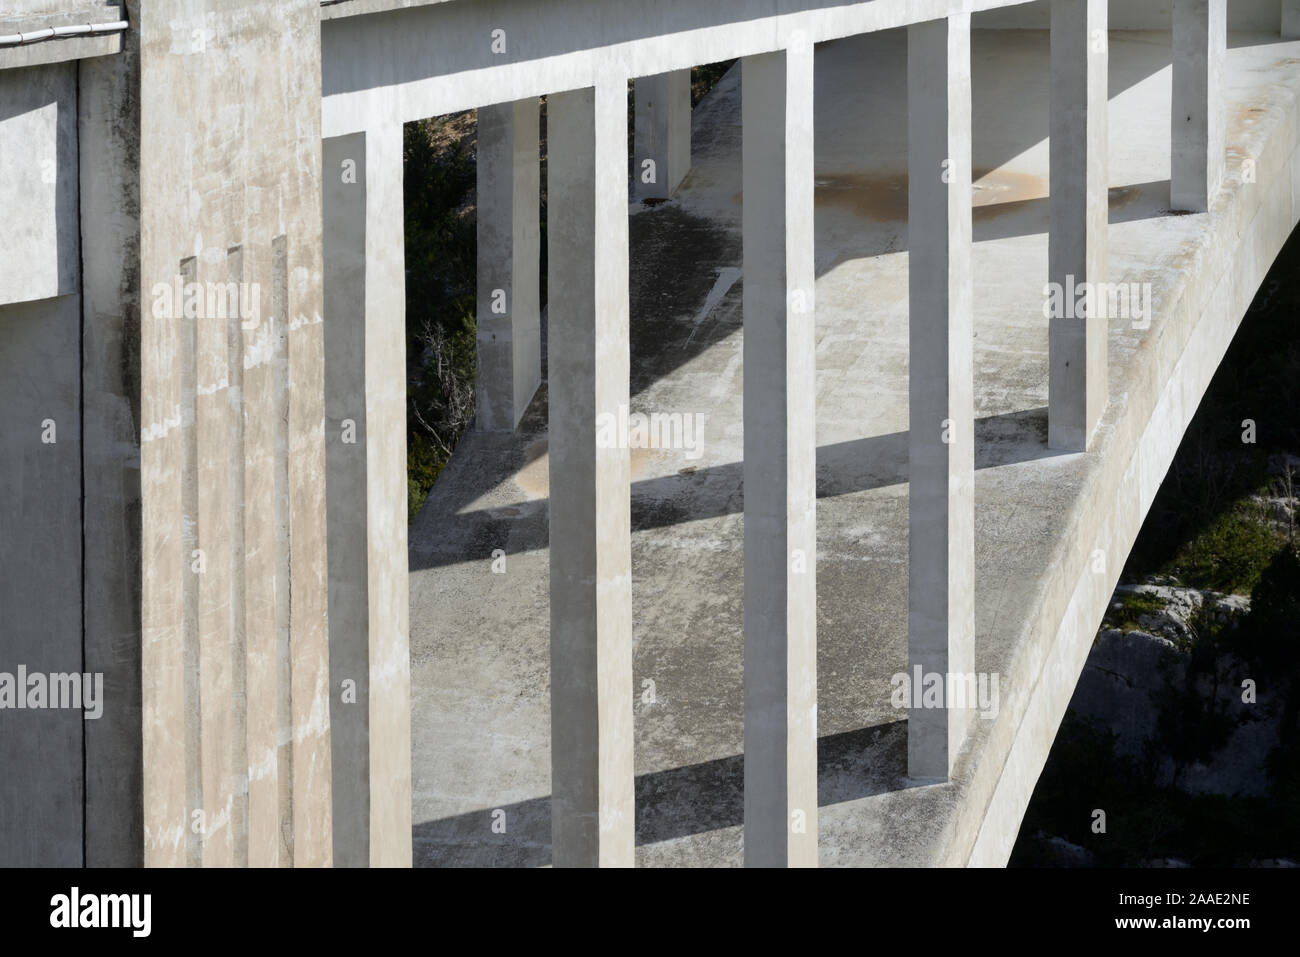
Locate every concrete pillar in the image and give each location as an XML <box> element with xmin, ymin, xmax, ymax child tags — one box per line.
<box><xmin>741</xmin><ymin>40</ymin><xmax>818</xmax><ymax>868</ymax></box>
<box><xmin>546</xmin><ymin>81</ymin><xmax>635</xmax><ymax>868</ymax></box>
<box><xmin>1171</xmin><ymin>0</ymin><xmax>1226</xmax><ymax>212</ymax></box>
<box><xmin>1284</xmin><ymin>1</ymin><xmax>1300</xmax><ymax>40</ymax></box>
<box><xmin>323</xmin><ymin>125</ymin><xmax>413</xmax><ymax>868</ymax></box>
<box><xmin>634</xmin><ymin>69</ymin><xmax>692</xmax><ymax>201</ymax></box>
<box><xmin>1048</xmin><ymin>0</ymin><xmax>1109</xmax><ymax>452</ymax></box>
<box><xmin>476</xmin><ymin>98</ymin><xmax>542</xmax><ymax>431</ymax></box>
<box><xmin>907</xmin><ymin>14</ymin><xmax>975</xmax><ymax>783</ymax></box>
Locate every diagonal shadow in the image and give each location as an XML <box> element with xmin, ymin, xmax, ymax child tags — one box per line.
<box><xmin>413</xmin><ymin>720</ymin><xmax>911</xmax><ymax>867</ymax></box>
<box><xmin>410</xmin><ymin>407</ymin><xmax>1060</xmax><ymax>569</ymax></box>
<box><xmin>972</xmin><ymin>180</ymin><xmax>1178</xmax><ymax>244</ymax></box>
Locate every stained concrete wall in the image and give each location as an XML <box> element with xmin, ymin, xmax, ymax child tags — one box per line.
<box><xmin>0</xmin><ymin>58</ymin><xmax>83</xmax><ymax>866</ymax></box>
<box><xmin>0</xmin><ymin>6</ymin><xmax>141</xmax><ymax>868</ymax></box>
<box><xmin>0</xmin><ymin>61</ymin><xmax>78</xmax><ymax>305</ymax></box>
<box><xmin>0</xmin><ymin>291</ymin><xmax>84</xmax><ymax>866</ymax></box>
<box><xmin>136</xmin><ymin>0</ymin><xmax>332</xmax><ymax>867</ymax></box>
<box><xmin>0</xmin><ymin>3</ymin><xmax>124</xmax><ymax>71</ymax></box>
<box><xmin>79</xmin><ymin>0</ymin><xmax>143</xmax><ymax>867</ymax></box>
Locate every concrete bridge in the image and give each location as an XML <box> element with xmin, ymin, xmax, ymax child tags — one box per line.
<box><xmin>1</xmin><ymin>0</ymin><xmax>1298</xmax><ymax>867</ymax></box>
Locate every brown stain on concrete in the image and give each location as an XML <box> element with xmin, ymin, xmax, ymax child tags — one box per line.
<box><xmin>814</xmin><ymin>172</ymin><xmax>909</xmax><ymax>221</ymax></box>
<box><xmin>811</xmin><ymin>168</ymin><xmax>1143</xmax><ymax>222</ymax></box>
<box><xmin>512</xmin><ymin>437</ymin><xmax>672</xmax><ymax>500</ymax></box>
<box><xmin>1107</xmin><ymin>184</ymin><xmax>1141</xmax><ymax>212</ymax></box>
<box><xmin>514</xmin><ymin>438</ymin><xmax>550</xmax><ymax>500</ymax></box>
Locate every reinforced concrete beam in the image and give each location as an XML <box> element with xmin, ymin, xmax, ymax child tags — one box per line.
<box><xmin>1171</xmin><ymin>0</ymin><xmax>1226</xmax><ymax>212</ymax></box>
<box><xmin>476</xmin><ymin>98</ymin><xmax>542</xmax><ymax>431</ymax></box>
<box><xmin>546</xmin><ymin>81</ymin><xmax>635</xmax><ymax>868</ymax></box>
<box><xmin>633</xmin><ymin>69</ymin><xmax>691</xmax><ymax>201</ymax></box>
<box><xmin>322</xmin><ymin>0</ymin><xmax>1054</xmax><ymax>135</ymax></box>
<box><xmin>741</xmin><ymin>40</ymin><xmax>818</xmax><ymax>868</ymax></box>
<box><xmin>1048</xmin><ymin>0</ymin><xmax>1109</xmax><ymax>452</ymax></box>
<box><xmin>906</xmin><ymin>14</ymin><xmax>975</xmax><ymax>783</ymax></box>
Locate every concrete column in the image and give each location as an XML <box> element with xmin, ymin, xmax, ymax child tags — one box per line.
<box><xmin>1283</xmin><ymin>1</ymin><xmax>1300</xmax><ymax>40</ymax></box>
<box><xmin>907</xmin><ymin>14</ymin><xmax>975</xmax><ymax>783</ymax></box>
<box><xmin>634</xmin><ymin>69</ymin><xmax>692</xmax><ymax>201</ymax></box>
<box><xmin>741</xmin><ymin>40</ymin><xmax>818</xmax><ymax>868</ymax></box>
<box><xmin>1048</xmin><ymin>0</ymin><xmax>1109</xmax><ymax>452</ymax></box>
<box><xmin>323</xmin><ymin>125</ymin><xmax>413</xmax><ymax>868</ymax></box>
<box><xmin>476</xmin><ymin>98</ymin><xmax>542</xmax><ymax>431</ymax></box>
<box><xmin>547</xmin><ymin>81</ymin><xmax>635</xmax><ymax>868</ymax></box>
<box><xmin>1171</xmin><ymin>0</ymin><xmax>1226</xmax><ymax>212</ymax></box>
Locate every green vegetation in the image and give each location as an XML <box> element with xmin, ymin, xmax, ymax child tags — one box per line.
<box><xmin>691</xmin><ymin>62</ymin><xmax>735</xmax><ymax>106</ymax></box>
<box><xmin>1165</xmin><ymin>501</ymin><xmax>1284</xmax><ymax>594</ymax></box>
<box><xmin>1101</xmin><ymin>590</ymin><xmax>1168</xmax><ymax>634</ymax></box>
<box><xmin>403</xmin><ymin>114</ymin><xmax>479</xmax><ymax>520</ymax></box>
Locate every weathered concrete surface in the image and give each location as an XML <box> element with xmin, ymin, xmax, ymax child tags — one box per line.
<box><xmin>0</xmin><ymin>55</ymin><xmax>82</xmax><ymax>865</ymax></box>
<box><xmin>137</xmin><ymin>0</ymin><xmax>331</xmax><ymax>867</ymax></box>
<box><xmin>0</xmin><ymin>1</ymin><xmax>141</xmax><ymax>868</ymax></box>
<box><xmin>0</xmin><ymin>61</ymin><xmax>78</xmax><ymax>305</ymax></box>
<box><xmin>408</xmin><ymin>26</ymin><xmax>1300</xmax><ymax>866</ymax></box>
<box><xmin>79</xmin><ymin>0</ymin><xmax>143</xmax><ymax>867</ymax></box>
<box><xmin>0</xmin><ymin>292</ymin><xmax>84</xmax><ymax>866</ymax></box>
<box><xmin>0</xmin><ymin>3</ymin><xmax>125</xmax><ymax>71</ymax></box>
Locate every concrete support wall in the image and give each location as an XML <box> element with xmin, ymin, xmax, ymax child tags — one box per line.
<box><xmin>907</xmin><ymin>15</ymin><xmax>975</xmax><ymax>783</ymax></box>
<box><xmin>323</xmin><ymin>128</ymin><xmax>412</xmax><ymax>868</ymax></box>
<box><xmin>0</xmin><ymin>60</ymin><xmax>78</xmax><ymax>306</ymax></box>
<box><xmin>476</xmin><ymin>98</ymin><xmax>542</xmax><ymax>431</ymax></box>
<box><xmin>546</xmin><ymin>81</ymin><xmax>635</xmax><ymax>868</ymax></box>
<box><xmin>78</xmin><ymin>3</ymin><xmax>143</xmax><ymax>866</ymax></box>
<box><xmin>741</xmin><ymin>43</ymin><xmax>818</xmax><ymax>868</ymax></box>
<box><xmin>634</xmin><ymin>69</ymin><xmax>692</xmax><ymax>201</ymax></box>
<box><xmin>0</xmin><ymin>58</ymin><xmax>83</xmax><ymax>867</ymax></box>
<box><xmin>1171</xmin><ymin>0</ymin><xmax>1227</xmax><ymax>212</ymax></box>
<box><xmin>1048</xmin><ymin>0</ymin><xmax>1109</xmax><ymax>451</ymax></box>
<box><xmin>137</xmin><ymin>0</ymin><xmax>333</xmax><ymax>867</ymax></box>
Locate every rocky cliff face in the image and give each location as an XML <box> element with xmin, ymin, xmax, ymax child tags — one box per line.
<box><xmin>1072</xmin><ymin>585</ymin><xmax>1275</xmax><ymax>798</ymax></box>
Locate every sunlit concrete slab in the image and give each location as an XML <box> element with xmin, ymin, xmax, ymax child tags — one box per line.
<box><xmin>408</xmin><ymin>26</ymin><xmax>1300</xmax><ymax>866</ymax></box>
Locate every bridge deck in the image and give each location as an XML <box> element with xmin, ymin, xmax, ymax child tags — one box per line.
<box><xmin>408</xmin><ymin>27</ymin><xmax>1300</xmax><ymax>865</ymax></box>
